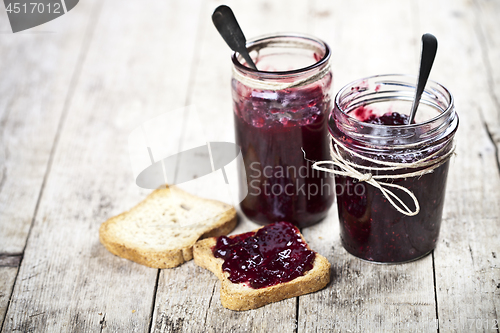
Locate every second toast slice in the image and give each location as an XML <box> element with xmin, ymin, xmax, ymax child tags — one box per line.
<box><xmin>100</xmin><ymin>186</ymin><xmax>237</xmax><ymax>269</ymax></box>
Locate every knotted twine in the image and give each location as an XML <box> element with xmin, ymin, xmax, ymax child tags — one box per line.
<box><xmin>303</xmin><ymin>136</ymin><xmax>455</xmax><ymax>216</ymax></box>
<box><xmin>232</xmin><ymin>63</ymin><xmax>331</xmax><ymax>91</ymax></box>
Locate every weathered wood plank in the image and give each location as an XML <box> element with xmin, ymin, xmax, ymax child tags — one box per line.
<box><xmin>301</xmin><ymin>2</ymin><xmax>437</xmax><ymax>331</ymax></box>
<box><xmin>151</xmin><ymin>0</ymin><xmax>311</xmax><ymax>332</ymax></box>
<box><xmin>474</xmin><ymin>0</ymin><xmax>500</xmax><ymax>172</ymax></box>
<box><xmin>2</xmin><ymin>0</ymin><xmax>202</xmax><ymax>332</ymax></box>
<box><xmin>153</xmin><ymin>261</ymin><xmax>298</xmax><ymax>333</ymax></box>
<box><xmin>1</xmin><ymin>0</ymin><xmax>498</xmax><ymax>332</ymax></box>
<box><xmin>0</xmin><ymin>267</ymin><xmax>17</xmax><ymax>329</ymax></box>
<box><xmin>311</xmin><ymin>0</ymin><xmax>420</xmax><ymax>89</ymax></box>
<box><xmin>0</xmin><ymin>0</ymin><xmax>93</xmax><ymax>255</ymax></box>
<box><xmin>0</xmin><ymin>254</ymin><xmax>22</xmax><ymax>268</ymax></box>
<box><xmin>0</xmin><ymin>1</ymin><xmax>96</xmax><ymax>328</ymax></box>
<box><xmin>415</xmin><ymin>0</ymin><xmax>500</xmax><ymax>331</ymax></box>
<box><xmin>300</xmin><ymin>219</ymin><xmax>438</xmax><ymax>332</ymax></box>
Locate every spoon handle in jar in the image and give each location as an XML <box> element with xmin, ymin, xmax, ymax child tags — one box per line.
<box><xmin>409</xmin><ymin>33</ymin><xmax>438</xmax><ymax>124</ymax></box>
<box><xmin>212</xmin><ymin>5</ymin><xmax>258</xmax><ymax>70</ymax></box>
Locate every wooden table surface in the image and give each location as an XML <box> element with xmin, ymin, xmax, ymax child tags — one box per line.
<box><xmin>1</xmin><ymin>0</ymin><xmax>499</xmax><ymax>332</ymax></box>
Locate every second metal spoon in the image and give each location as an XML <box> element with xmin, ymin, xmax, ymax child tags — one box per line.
<box><xmin>212</xmin><ymin>5</ymin><xmax>257</xmax><ymax>70</ymax></box>
<box><xmin>408</xmin><ymin>33</ymin><xmax>438</xmax><ymax>124</ymax></box>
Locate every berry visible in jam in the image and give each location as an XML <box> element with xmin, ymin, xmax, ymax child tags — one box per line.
<box><xmin>233</xmin><ymin>75</ymin><xmax>334</xmax><ymax>228</ymax></box>
<box><xmin>353</xmin><ymin>105</ymin><xmax>412</xmax><ymax>125</ymax></box>
<box><xmin>213</xmin><ymin>222</ymin><xmax>316</xmax><ymax>289</ymax></box>
<box><xmin>365</xmin><ymin>112</ymin><xmax>410</xmax><ymax>125</ymax></box>
<box><xmin>332</xmin><ymin>111</ymin><xmax>450</xmax><ymax>262</ymax></box>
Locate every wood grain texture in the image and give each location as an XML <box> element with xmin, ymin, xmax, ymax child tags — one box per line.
<box><xmin>415</xmin><ymin>0</ymin><xmax>500</xmax><ymax>331</ymax></box>
<box><xmin>0</xmin><ymin>254</ymin><xmax>22</xmax><ymax>268</ymax></box>
<box><xmin>0</xmin><ymin>0</ymin><xmax>499</xmax><ymax>332</ymax></box>
<box><xmin>473</xmin><ymin>0</ymin><xmax>500</xmax><ymax>172</ymax></box>
<box><xmin>0</xmin><ymin>0</ymin><xmax>93</xmax><ymax>255</ymax></box>
<box><xmin>0</xmin><ymin>267</ymin><xmax>17</xmax><ymax>329</ymax></box>
<box><xmin>0</xmin><ymin>1</ymin><xmax>95</xmax><ymax>328</ymax></box>
<box><xmin>301</xmin><ymin>218</ymin><xmax>437</xmax><ymax>332</ymax></box>
<box><xmin>300</xmin><ymin>1</ymin><xmax>436</xmax><ymax>332</ymax></box>
<box><xmin>150</xmin><ymin>0</ymin><xmax>311</xmax><ymax>331</ymax></box>
<box><xmin>308</xmin><ymin>0</ymin><xmax>420</xmax><ymax>91</ymax></box>
<box><xmin>2</xmin><ymin>0</ymin><xmax>202</xmax><ymax>332</ymax></box>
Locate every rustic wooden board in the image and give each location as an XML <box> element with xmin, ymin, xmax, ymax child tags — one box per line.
<box><xmin>0</xmin><ymin>0</ymin><xmax>93</xmax><ymax>255</ymax></box>
<box><xmin>150</xmin><ymin>0</ymin><xmax>311</xmax><ymax>331</ymax></box>
<box><xmin>301</xmin><ymin>220</ymin><xmax>438</xmax><ymax>332</ymax></box>
<box><xmin>415</xmin><ymin>0</ymin><xmax>500</xmax><ymax>331</ymax></box>
<box><xmin>473</xmin><ymin>0</ymin><xmax>500</xmax><ymax>170</ymax></box>
<box><xmin>312</xmin><ymin>0</ymin><xmax>423</xmax><ymax>89</ymax></box>
<box><xmin>0</xmin><ymin>1</ymin><xmax>95</xmax><ymax>327</ymax></box>
<box><xmin>300</xmin><ymin>1</ymin><xmax>437</xmax><ymax>332</ymax></box>
<box><xmin>0</xmin><ymin>267</ymin><xmax>18</xmax><ymax>328</ymax></box>
<box><xmin>1</xmin><ymin>0</ymin><xmax>499</xmax><ymax>332</ymax></box>
<box><xmin>1</xmin><ymin>0</ymin><xmax>202</xmax><ymax>332</ymax></box>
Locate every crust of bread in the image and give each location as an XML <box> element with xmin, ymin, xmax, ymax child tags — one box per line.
<box><xmin>193</xmin><ymin>227</ymin><xmax>331</xmax><ymax>311</ymax></box>
<box><xmin>99</xmin><ymin>186</ymin><xmax>237</xmax><ymax>269</ymax></box>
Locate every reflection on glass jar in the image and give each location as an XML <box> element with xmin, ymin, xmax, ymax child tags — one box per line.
<box><xmin>232</xmin><ymin>34</ymin><xmax>335</xmax><ymax>228</ymax></box>
<box><xmin>328</xmin><ymin>74</ymin><xmax>458</xmax><ymax>263</ymax></box>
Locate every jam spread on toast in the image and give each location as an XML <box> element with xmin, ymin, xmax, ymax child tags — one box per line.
<box><xmin>213</xmin><ymin>222</ymin><xmax>315</xmax><ymax>289</ymax></box>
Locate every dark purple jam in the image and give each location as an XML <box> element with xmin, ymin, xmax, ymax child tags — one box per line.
<box><xmin>332</xmin><ymin>108</ymin><xmax>450</xmax><ymax>263</ymax></box>
<box><xmin>213</xmin><ymin>221</ymin><xmax>316</xmax><ymax>289</ymax></box>
<box><xmin>353</xmin><ymin>105</ymin><xmax>412</xmax><ymax>125</ymax></box>
<box><xmin>233</xmin><ymin>78</ymin><xmax>334</xmax><ymax>228</ymax></box>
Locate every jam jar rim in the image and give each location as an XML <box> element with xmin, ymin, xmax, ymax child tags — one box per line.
<box><xmin>333</xmin><ymin>73</ymin><xmax>455</xmax><ymax>130</ymax></box>
<box><xmin>231</xmin><ymin>33</ymin><xmax>331</xmax><ymax>79</ymax></box>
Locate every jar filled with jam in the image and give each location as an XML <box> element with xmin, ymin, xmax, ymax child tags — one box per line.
<box><xmin>232</xmin><ymin>34</ymin><xmax>334</xmax><ymax>228</ymax></box>
<box><xmin>327</xmin><ymin>74</ymin><xmax>458</xmax><ymax>263</ymax></box>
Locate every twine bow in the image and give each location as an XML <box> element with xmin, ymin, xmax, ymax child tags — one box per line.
<box><xmin>303</xmin><ymin>137</ymin><xmax>455</xmax><ymax>216</ymax></box>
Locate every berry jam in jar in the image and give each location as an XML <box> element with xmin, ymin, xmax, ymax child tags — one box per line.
<box><xmin>232</xmin><ymin>34</ymin><xmax>334</xmax><ymax>228</ymax></box>
<box><xmin>328</xmin><ymin>75</ymin><xmax>459</xmax><ymax>263</ymax></box>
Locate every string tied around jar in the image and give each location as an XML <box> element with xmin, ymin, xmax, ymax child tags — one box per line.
<box><xmin>302</xmin><ymin>136</ymin><xmax>455</xmax><ymax>216</ymax></box>
<box><xmin>232</xmin><ymin>63</ymin><xmax>331</xmax><ymax>91</ymax></box>
<box><xmin>358</xmin><ymin>173</ymin><xmax>373</xmax><ymax>182</ymax></box>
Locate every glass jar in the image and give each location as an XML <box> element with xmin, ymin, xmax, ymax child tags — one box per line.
<box><xmin>327</xmin><ymin>74</ymin><xmax>458</xmax><ymax>263</ymax></box>
<box><xmin>232</xmin><ymin>34</ymin><xmax>335</xmax><ymax>228</ymax></box>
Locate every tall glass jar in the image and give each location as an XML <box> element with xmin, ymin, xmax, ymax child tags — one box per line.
<box><xmin>327</xmin><ymin>74</ymin><xmax>458</xmax><ymax>263</ymax></box>
<box><xmin>232</xmin><ymin>34</ymin><xmax>334</xmax><ymax>228</ymax></box>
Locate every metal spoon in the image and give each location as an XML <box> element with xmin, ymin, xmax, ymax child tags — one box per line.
<box><xmin>212</xmin><ymin>5</ymin><xmax>257</xmax><ymax>70</ymax></box>
<box><xmin>408</xmin><ymin>33</ymin><xmax>438</xmax><ymax>124</ymax></box>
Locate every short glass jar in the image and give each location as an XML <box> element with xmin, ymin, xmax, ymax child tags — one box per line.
<box><xmin>327</xmin><ymin>74</ymin><xmax>458</xmax><ymax>263</ymax></box>
<box><xmin>232</xmin><ymin>34</ymin><xmax>335</xmax><ymax>228</ymax></box>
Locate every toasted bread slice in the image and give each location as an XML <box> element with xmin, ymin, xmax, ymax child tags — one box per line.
<box><xmin>193</xmin><ymin>225</ymin><xmax>330</xmax><ymax>311</ymax></box>
<box><xmin>99</xmin><ymin>186</ymin><xmax>237</xmax><ymax>269</ymax></box>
